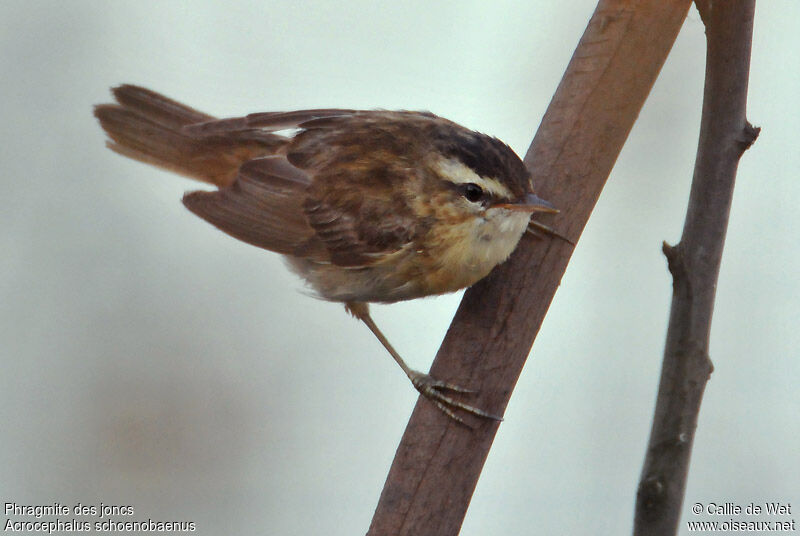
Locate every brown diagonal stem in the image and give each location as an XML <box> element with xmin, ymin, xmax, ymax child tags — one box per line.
<box><xmin>367</xmin><ymin>1</ymin><xmax>693</xmax><ymax>535</ymax></box>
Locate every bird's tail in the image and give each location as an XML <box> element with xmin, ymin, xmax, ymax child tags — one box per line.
<box><xmin>94</xmin><ymin>85</ymin><xmax>285</xmax><ymax>188</ymax></box>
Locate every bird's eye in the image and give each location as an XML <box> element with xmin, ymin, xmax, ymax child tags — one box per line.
<box><xmin>462</xmin><ymin>183</ymin><xmax>484</xmax><ymax>203</ymax></box>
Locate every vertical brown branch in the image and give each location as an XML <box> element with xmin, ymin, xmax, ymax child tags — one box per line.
<box><xmin>634</xmin><ymin>2</ymin><xmax>759</xmax><ymax>535</ymax></box>
<box><xmin>367</xmin><ymin>1</ymin><xmax>693</xmax><ymax>535</ymax></box>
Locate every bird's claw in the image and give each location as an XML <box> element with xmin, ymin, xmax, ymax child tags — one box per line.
<box><xmin>409</xmin><ymin>372</ymin><xmax>503</xmax><ymax>427</ymax></box>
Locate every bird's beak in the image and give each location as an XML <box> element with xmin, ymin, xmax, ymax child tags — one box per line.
<box><xmin>493</xmin><ymin>193</ymin><xmax>559</xmax><ymax>213</ymax></box>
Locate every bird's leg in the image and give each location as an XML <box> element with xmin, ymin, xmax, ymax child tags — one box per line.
<box><xmin>527</xmin><ymin>220</ymin><xmax>575</xmax><ymax>245</ymax></box>
<box><xmin>345</xmin><ymin>302</ymin><xmax>502</xmax><ymax>425</ymax></box>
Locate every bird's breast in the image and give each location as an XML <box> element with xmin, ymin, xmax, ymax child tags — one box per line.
<box><xmin>413</xmin><ymin>208</ymin><xmax>531</xmax><ymax>295</ymax></box>
<box><xmin>286</xmin><ymin>207</ymin><xmax>530</xmax><ymax>304</ymax></box>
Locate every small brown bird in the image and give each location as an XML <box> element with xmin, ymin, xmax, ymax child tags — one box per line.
<box><xmin>95</xmin><ymin>85</ymin><xmax>563</xmax><ymax>423</ymax></box>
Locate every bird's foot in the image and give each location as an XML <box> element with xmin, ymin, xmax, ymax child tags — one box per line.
<box><xmin>408</xmin><ymin>370</ymin><xmax>502</xmax><ymax>427</ymax></box>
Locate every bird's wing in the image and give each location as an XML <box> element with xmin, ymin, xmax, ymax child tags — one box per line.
<box><xmin>183</xmin><ymin>156</ymin><xmax>318</xmax><ymax>256</ymax></box>
<box><xmin>182</xmin><ymin>109</ymin><xmax>360</xmax><ymax>136</ymax></box>
<box><xmin>301</xmin><ymin>187</ymin><xmax>418</xmax><ymax>267</ymax></box>
<box><xmin>183</xmin><ymin>153</ymin><xmax>418</xmax><ymax>267</ymax></box>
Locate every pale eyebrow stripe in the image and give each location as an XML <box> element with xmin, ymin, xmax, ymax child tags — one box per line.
<box><xmin>433</xmin><ymin>157</ymin><xmax>513</xmax><ymax>199</ymax></box>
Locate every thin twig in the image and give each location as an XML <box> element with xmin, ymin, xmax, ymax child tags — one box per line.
<box><xmin>367</xmin><ymin>1</ymin><xmax>693</xmax><ymax>535</ymax></box>
<box><xmin>633</xmin><ymin>2</ymin><xmax>759</xmax><ymax>535</ymax></box>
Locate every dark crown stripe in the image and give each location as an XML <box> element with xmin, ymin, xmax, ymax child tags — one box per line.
<box><xmin>433</xmin><ymin>128</ymin><xmax>529</xmax><ymax>197</ymax></box>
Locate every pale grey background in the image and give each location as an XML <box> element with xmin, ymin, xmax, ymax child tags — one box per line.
<box><xmin>1</xmin><ymin>1</ymin><xmax>797</xmax><ymax>534</ymax></box>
